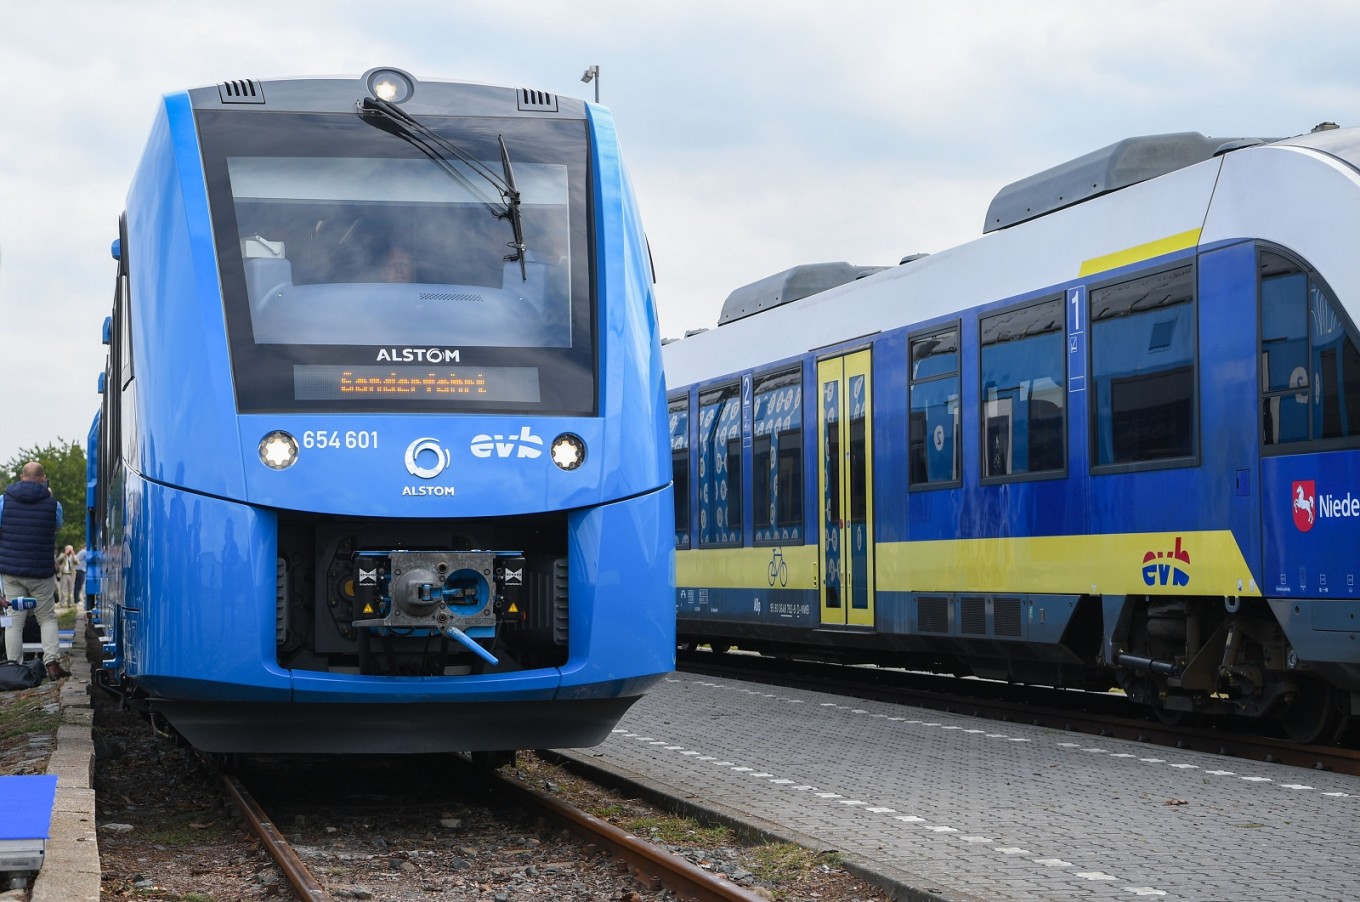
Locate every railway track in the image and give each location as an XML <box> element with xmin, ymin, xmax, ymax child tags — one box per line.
<box><xmin>96</xmin><ymin>682</ymin><xmax>884</xmax><ymax>900</ymax></box>
<box><xmin>680</xmin><ymin>650</ymin><xmax>1360</xmax><ymax>777</ymax></box>
<box><xmin>494</xmin><ymin>771</ymin><xmax>768</xmax><ymax>902</ymax></box>
<box><xmin>221</xmin><ymin>774</ymin><xmax>331</xmax><ymax>901</ymax></box>
<box><xmin>220</xmin><ymin>759</ymin><xmax>768</xmax><ymax>902</ymax></box>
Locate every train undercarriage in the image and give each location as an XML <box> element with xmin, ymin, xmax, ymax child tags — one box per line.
<box><xmin>681</xmin><ymin>592</ymin><xmax>1360</xmax><ymax>746</ymax></box>
<box><xmin>1111</xmin><ymin>594</ymin><xmax>1357</xmax><ymax>744</ymax></box>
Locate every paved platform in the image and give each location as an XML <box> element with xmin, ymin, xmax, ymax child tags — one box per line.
<box><xmin>29</xmin><ymin>617</ymin><xmax>99</xmax><ymax>902</ymax></box>
<box><xmin>556</xmin><ymin>673</ymin><xmax>1360</xmax><ymax>901</ymax></box>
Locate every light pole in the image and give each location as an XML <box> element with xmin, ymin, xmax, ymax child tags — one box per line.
<box><xmin>580</xmin><ymin>65</ymin><xmax>599</xmax><ymax>103</ymax></box>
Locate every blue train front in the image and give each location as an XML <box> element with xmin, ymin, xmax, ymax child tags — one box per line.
<box><xmin>91</xmin><ymin>69</ymin><xmax>674</xmax><ymax>753</ymax></box>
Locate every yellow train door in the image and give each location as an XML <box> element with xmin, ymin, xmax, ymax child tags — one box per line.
<box><xmin>817</xmin><ymin>350</ymin><xmax>875</xmax><ymax>628</ymax></box>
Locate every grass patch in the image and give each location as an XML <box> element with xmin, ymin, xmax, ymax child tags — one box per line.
<box><xmin>0</xmin><ymin>694</ymin><xmax>60</xmax><ymax>744</ymax></box>
<box><xmin>58</xmin><ymin>607</ymin><xmax>78</xmax><ymax>630</ymax></box>
<box><xmin>590</xmin><ymin>802</ymin><xmax>629</xmax><ymax>819</ymax></box>
<box><xmin>744</xmin><ymin>842</ymin><xmax>843</xmax><ymax>884</ymax></box>
<box><xmin>612</xmin><ymin>813</ymin><xmax>734</xmax><ymax>847</ymax></box>
<box><xmin>0</xmin><ymin>683</ymin><xmax>61</xmax><ymax>776</ymax></box>
<box><xmin>0</xmin><ymin>709</ymin><xmax>60</xmax><ymax>745</ymax></box>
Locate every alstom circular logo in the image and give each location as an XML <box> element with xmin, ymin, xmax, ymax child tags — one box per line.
<box><xmin>405</xmin><ymin>437</ymin><xmax>452</xmax><ymax>479</ymax></box>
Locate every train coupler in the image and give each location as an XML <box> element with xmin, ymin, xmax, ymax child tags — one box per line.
<box><xmin>348</xmin><ymin>550</ymin><xmax>525</xmax><ymax>665</ymax></box>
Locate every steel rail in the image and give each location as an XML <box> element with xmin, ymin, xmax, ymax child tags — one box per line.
<box><xmin>493</xmin><ymin>771</ymin><xmax>768</xmax><ymax>902</ymax></box>
<box><xmin>221</xmin><ymin>773</ymin><xmax>333</xmax><ymax>902</ymax></box>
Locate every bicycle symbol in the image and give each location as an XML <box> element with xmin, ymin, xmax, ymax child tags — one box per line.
<box><xmin>767</xmin><ymin>548</ymin><xmax>788</xmax><ymax>587</ymax></box>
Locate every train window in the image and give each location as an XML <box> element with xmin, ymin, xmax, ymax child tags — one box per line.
<box><xmin>197</xmin><ymin>110</ymin><xmax>595</xmax><ymax>415</ymax></box>
<box><xmin>752</xmin><ymin>369</ymin><xmax>803</xmax><ymax>545</ymax></box>
<box><xmin>698</xmin><ymin>384</ymin><xmax>743</xmax><ymax>546</ymax></box>
<box><xmin>1260</xmin><ymin>251</ymin><xmax>1360</xmax><ymax>447</ymax></box>
<box><xmin>980</xmin><ymin>298</ymin><xmax>1065</xmax><ymax>479</ymax></box>
<box><xmin>909</xmin><ymin>327</ymin><xmax>961</xmax><ymax>486</ymax></box>
<box><xmin>1090</xmin><ymin>266</ymin><xmax>1196</xmax><ymax>467</ymax></box>
<box><xmin>118</xmin><ymin>273</ymin><xmax>134</xmax><ymax>390</ymax></box>
<box><xmin>669</xmin><ymin>396</ymin><xmax>691</xmax><ymax>548</ymax></box>
<box><xmin>848</xmin><ymin>373</ymin><xmax>868</xmax><ymax>537</ymax></box>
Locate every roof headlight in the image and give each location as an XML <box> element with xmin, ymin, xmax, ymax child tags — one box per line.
<box><xmin>549</xmin><ymin>433</ymin><xmax>586</xmax><ymax>471</ymax></box>
<box><xmin>259</xmin><ymin>431</ymin><xmax>299</xmax><ymax>470</ymax></box>
<box><xmin>364</xmin><ymin>67</ymin><xmax>415</xmax><ymax>104</ymax></box>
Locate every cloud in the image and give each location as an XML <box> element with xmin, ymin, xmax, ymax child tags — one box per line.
<box><xmin>1</xmin><ymin>0</ymin><xmax>1358</xmax><ymax>466</ymax></box>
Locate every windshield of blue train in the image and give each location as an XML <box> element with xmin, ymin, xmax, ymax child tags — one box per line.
<box><xmin>197</xmin><ymin>111</ymin><xmax>595</xmax><ymax>415</ymax></box>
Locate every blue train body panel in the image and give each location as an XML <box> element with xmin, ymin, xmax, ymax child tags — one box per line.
<box><xmin>1262</xmin><ymin>449</ymin><xmax>1360</xmax><ymax>597</ymax></box>
<box><xmin>91</xmin><ymin>70</ymin><xmax>673</xmax><ymax>753</ymax></box>
<box><xmin>122</xmin><ymin>475</ymin><xmax>290</xmax><ymax>701</ymax></box>
<box><xmin>128</xmin><ymin>95</ymin><xmax>248</xmax><ymax>500</ymax></box>
<box><xmin>555</xmin><ymin>487</ymin><xmax>677</xmax><ymax>698</ymax></box>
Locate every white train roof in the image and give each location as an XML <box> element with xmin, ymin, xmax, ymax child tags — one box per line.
<box><xmin>664</xmin><ymin>127</ymin><xmax>1360</xmax><ymax>390</ymax></box>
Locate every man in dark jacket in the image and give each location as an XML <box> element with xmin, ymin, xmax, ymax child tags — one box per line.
<box><xmin>0</xmin><ymin>462</ymin><xmax>69</xmax><ymax>679</ymax></box>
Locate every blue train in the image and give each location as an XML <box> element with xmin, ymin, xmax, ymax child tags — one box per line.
<box><xmin>666</xmin><ymin>125</ymin><xmax>1360</xmax><ymax>744</ymax></box>
<box><xmin>87</xmin><ymin>68</ymin><xmax>673</xmax><ymax>754</ymax></box>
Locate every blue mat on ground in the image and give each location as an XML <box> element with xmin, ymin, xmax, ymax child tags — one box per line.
<box><xmin>0</xmin><ymin>776</ymin><xmax>56</xmax><ymax>841</ymax></box>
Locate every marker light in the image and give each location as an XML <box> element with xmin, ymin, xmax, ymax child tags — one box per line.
<box><xmin>364</xmin><ymin>67</ymin><xmax>415</xmax><ymax>104</ymax></box>
<box><xmin>259</xmin><ymin>431</ymin><xmax>299</xmax><ymax>470</ymax></box>
<box><xmin>549</xmin><ymin>433</ymin><xmax>586</xmax><ymax>471</ymax></box>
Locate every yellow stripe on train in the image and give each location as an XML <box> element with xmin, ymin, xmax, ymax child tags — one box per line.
<box><xmin>678</xmin><ymin>531</ymin><xmax>1261</xmax><ymax>598</ymax></box>
<box><xmin>676</xmin><ymin>544</ymin><xmax>819</xmax><ymax>590</ymax></box>
<box><xmin>1078</xmin><ymin>228</ymin><xmax>1201</xmax><ymax>278</ymax></box>
<box><xmin>876</xmin><ymin>530</ymin><xmax>1260</xmax><ymax>597</ymax></box>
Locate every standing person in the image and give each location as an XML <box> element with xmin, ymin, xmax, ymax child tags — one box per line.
<box><xmin>56</xmin><ymin>545</ymin><xmax>76</xmax><ymax>608</ymax></box>
<box><xmin>74</xmin><ymin>545</ymin><xmax>87</xmax><ymax>610</ymax></box>
<box><xmin>0</xmin><ymin>462</ymin><xmax>69</xmax><ymax>679</ymax></box>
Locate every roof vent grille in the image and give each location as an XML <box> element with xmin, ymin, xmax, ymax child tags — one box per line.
<box><xmin>518</xmin><ymin>88</ymin><xmax>558</xmax><ymax>112</ymax></box>
<box><xmin>218</xmin><ymin>79</ymin><xmax>265</xmax><ymax>104</ymax></box>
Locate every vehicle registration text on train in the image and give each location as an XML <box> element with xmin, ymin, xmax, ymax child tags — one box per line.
<box><xmin>301</xmin><ymin>430</ymin><xmax>379</xmax><ymax>450</ymax></box>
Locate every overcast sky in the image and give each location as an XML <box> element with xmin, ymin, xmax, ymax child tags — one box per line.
<box><xmin>2</xmin><ymin>1</ymin><xmax>1357</xmax><ymax>465</ymax></box>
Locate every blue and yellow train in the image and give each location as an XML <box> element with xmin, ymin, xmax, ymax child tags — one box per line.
<box><xmin>87</xmin><ymin>68</ymin><xmax>673</xmax><ymax>754</ymax></box>
<box><xmin>666</xmin><ymin>125</ymin><xmax>1360</xmax><ymax>743</ymax></box>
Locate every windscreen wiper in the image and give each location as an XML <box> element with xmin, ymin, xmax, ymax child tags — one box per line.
<box><xmin>498</xmin><ymin>135</ymin><xmax>527</xmax><ymax>280</ymax></box>
<box><xmin>359</xmin><ymin>97</ymin><xmax>527</xmax><ymax>280</ymax></box>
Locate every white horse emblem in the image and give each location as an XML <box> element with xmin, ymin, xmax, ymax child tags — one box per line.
<box><xmin>1294</xmin><ymin>484</ymin><xmax>1315</xmax><ymax>525</ymax></box>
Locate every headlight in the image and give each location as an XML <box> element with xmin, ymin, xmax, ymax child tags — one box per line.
<box><xmin>259</xmin><ymin>431</ymin><xmax>299</xmax><ymax>470</ymax></box>
<box><xmin>549</xmin><ymin>433</ymin><xmax>586</xmax><ymax>471</ymax></box>
<box><xmin>364</xmin><ymin>67</ymin><xmax>415</xmax><ymax>104</ymax></box>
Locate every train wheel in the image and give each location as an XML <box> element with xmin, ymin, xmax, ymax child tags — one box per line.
<box><xmin>1277</xmin><ymin>681</ymin><xmax>1342</xmax><ymax>744</ymax></box>
<box><xmin>708</xmin><ymin>643</ymin><xmax>731</xmax><ymax>655</ymax></box>
<box><xmin>1151</xmin><ymin>706</ymin><xmax>1188</xmax><ymax>726</ymax></box>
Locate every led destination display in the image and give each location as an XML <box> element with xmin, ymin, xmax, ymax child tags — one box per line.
<box><xmin>294</xmin><ymin>364</ymin><xmax>541</xmax><ymax>402</ymax></box>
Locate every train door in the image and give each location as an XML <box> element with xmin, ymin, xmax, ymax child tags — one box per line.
<box><xmin>817</xmin><ymin>350</ymin><xmax>875</xmax><ymax>627</ymax></box>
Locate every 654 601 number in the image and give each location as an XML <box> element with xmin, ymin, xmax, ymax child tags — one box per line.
<box><xmin>301</xmin><ymin>430</ymin><xmax>378</xmax><ymax>450</ymax></box>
